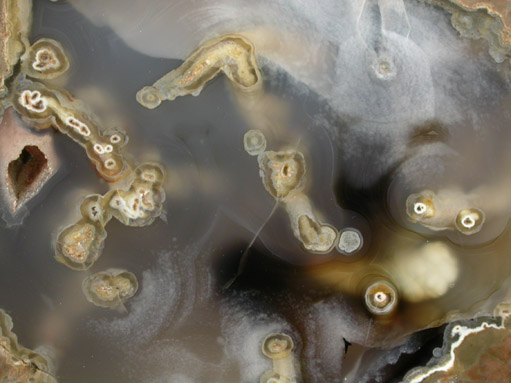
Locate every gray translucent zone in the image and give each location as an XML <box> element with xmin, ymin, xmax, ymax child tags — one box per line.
<box><xmin>0</xmin><ymin>1</ymin><xmax>509</xmax><ymax>383</ymax></box>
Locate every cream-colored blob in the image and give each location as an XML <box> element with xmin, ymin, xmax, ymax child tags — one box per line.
<box><xmin>260</xmin><ymin>333</ymin><xmax>297</xmax><ymax>383</ymax></box>
<box><xmin>258</xmin><ymin>150</ymin><xmax>306</xmax><ymax>200</ymax></box>
<box><xmin>284</xmin><ymin>192</ymin><xmax>337</xmax><ymax>253</ymax></box>
<box><xmin>54</xmin><ymin>220</ymin><xmax>106</xmax><ymax>271</ymax></box>
<box><xmin>385</xmin><ymin>242</ymin><xmax>458</xmax><ymax>303</ymax></box>
<box><xmin>57</xmin><ymin>223</ymin><xmax>97</xmax><ymax>263</ymax></box>
<box><xmin>107</xmin><ymin>163</ymin><xmax>165</xmax><ymax>227</ymax></box>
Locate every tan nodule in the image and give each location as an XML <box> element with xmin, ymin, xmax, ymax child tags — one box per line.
<box><xmin>82</xmin><ymin>268</ymin><xmax>138</xmax><ymax>309</ymax></box>
<box><xmin>258</xmin><ymin>150</ymin><xmax>305</xmax><ymax>199</ymax></box>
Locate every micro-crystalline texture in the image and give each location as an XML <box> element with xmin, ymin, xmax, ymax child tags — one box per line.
<box><xmin>0</xmin><ymin>0</ymin><xmax>31</xmax><ymax>97</ymax></box>
<box><xmin>55</xmin><ymin>163</ymin><xmax>165</xmax><ymax>270</ymax></box>
<box><xmin>82</xmin><ymin>269</ymin><xmax>138</xmax><ymax>309</ymax></box>
<box><xmin>257</xmin><ymin>150</ymin><xmax>305</xmax><ymax>200</ymax></box>
<box><xmin>424</xmin><ymin>0</ymin><xmax>511</xmax><ymax>63</ymax></box>
<box><xmin>0</xmin><ymin>309</ymin><xmax>57</xmax><ymax>383</ymax></box>
<box><xmin>402</xmin><ymin>303</ymin><xmax>511</xmax><ymax>383</ymax></box>
<box><xmin>55</xmin><ymin>194</ymin><xmax>108</xmax><ymax>270</ymax></box>
<box><xmin>137</xmin><ymin>34</ymin><xmax>262</xmax><ymax>109</ymax></box>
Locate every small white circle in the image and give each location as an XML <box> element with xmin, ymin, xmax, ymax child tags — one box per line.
<box><xmin>414</xmin><ymin>202</ymin><xmax>427</xmax><ymax>215</ymax></box>
<box><xmin>104</xmin><ymin>159</ymin><xmax>116</xmax><ymax>169</ymax></box>
<box><xmin>93</xmin><ymin>144</ymin><xmax>104</xmax><ymax>154</ymax></box>
<box><xmin>461</xmin><ymin>215</ymin><xmax>475</xmax><ymax>229</ymax></box>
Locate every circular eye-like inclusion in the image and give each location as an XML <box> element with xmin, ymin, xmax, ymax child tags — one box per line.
<box><xmin>243</xmin><ymin>129</ymin><xmax>267</xmax><ymax>156</ymax></box>
<box><xmin>406</xmin><ymin>191</ymin><xmax>436</xmax><ymax>221</ymax></box>
<box><xmin>337</xmin><ymin>228</ymin><xmax>363</xmax><ymax>255</ymax></box>
<box><xmin>258</xmin><ymin>151</ymin><xmax>306</xmax><ymax>199</ymax></box>
<box><xmin>23</xmin><ymin>38</ymin><xmax>70</xmax><ymax>79</ymax></box>
<box><xmin>455</xmin><ymin>208</ymin><xmax>485</xmax><ymax>235</ymax></box>
<box><xmin>364</xmin><ymin>281</ymin><xmax>398</xmax><ymax>316</ymax></box>
<box><xmin>136</xmin><ymin>86</ymin><xmax>162</xmax><ymax>109</ymax></box>
<box><xmin>371</xmin><ymin>53</ymin><xmax>397</xmax><ymax>80</ymax></box>
<box><xmin>262</xmin><ymin>333</ymin><xmax>294</xmax><ymax>360</ymax></box>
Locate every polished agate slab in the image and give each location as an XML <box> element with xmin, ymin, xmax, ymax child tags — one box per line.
<box><xmin>0</xmin><ymin>1</ymin><xmax>510</xmax><ymax>382</ymax></box>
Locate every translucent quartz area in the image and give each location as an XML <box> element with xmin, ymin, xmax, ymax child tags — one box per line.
<box><xmin>0</xmin><ymin>1</ymin><xmax>509</xmax><ymax>383</ymax></box>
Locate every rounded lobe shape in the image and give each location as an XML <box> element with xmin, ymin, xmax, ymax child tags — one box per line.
<box><xmin>406</xmin><ymin>191</ymin><xmax>436</xmax><ymax>222</ymax></box>
<box><xmin>82</xmin><ymin>268</ymin><xmax>138</xmax><ymax>309</ymax></box>
<box><xmin>55</xmin><ymin>221</ymin><xmax>106</xmax><ymax>270</ymax></box>
<box><xmin>244</xmin><ymin>129</ymin><xmax>267</xmax><ymax>156</ymax></box>
<box><xmin>258</xmin><ymin>150</ymin><xmax>306</xmax><ymax>199</ymax></box>
<box><xmin>455</xmin><ymin>208</ymin><xmax>485</xmax><ymax>235</ymax></box>
<box><xmin>262</xmin><ymin>333</ymin><xmax>294</xmax><ymax>360</ymax></box>
<box><xmin>22</xmin><ymin>38</ymin><xmax>69</xmax><ymax>79</ymax></box>
<box><xmin>260</xmin><ymin>370</ymin><xmax>287</xmax><ymax>383</ymax></box>
<box><xmin>297</xmin><ymin>215</ymin><xmax>337</xmax><ymax>254</ymax></box>
<box><xmin>107</xmin><ymin>163</ymin><xmax>165</xmax><ymax>226</ymax></box>
<box><xmin>336</xmin><ymin>228</ymin><xmax>363</xmax><ymax>255</ymax></box>
<box><xmin>136</xmin><ymin>86</ymin><xmax>162</xmax><ymax>109</ymax></box>
<box><xmin>364</xmin><ymin>280</ymin><xmax>398</xmax><ymax>316</ymax></box>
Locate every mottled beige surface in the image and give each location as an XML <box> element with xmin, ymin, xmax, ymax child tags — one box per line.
<box><xmin>0</xmin><ymin>0</ymin><xmax>31</xmax><ymax>96</ymax></box>
<box><xmin>450</xmin><ymin>0</ymin><xmax>511</xmax><ymax>44</ymax></box>
<box><xmin>0</xmin><ymin>309</ymin><xmax>57</xmax><ymax>383</ymax></box>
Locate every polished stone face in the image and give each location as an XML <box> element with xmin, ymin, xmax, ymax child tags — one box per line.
<box><xmin>0</xmin><ymin>1</ymin><xmax>510</xmax><ymax>382</ymax></box>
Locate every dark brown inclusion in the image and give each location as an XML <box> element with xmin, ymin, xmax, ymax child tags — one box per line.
<box><xmin>7</xmin><ymin>145</ymin><xmax>48</xmax><ymax>201</ymax></box>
